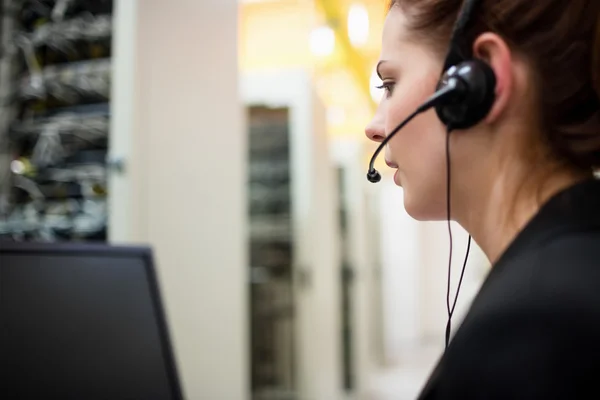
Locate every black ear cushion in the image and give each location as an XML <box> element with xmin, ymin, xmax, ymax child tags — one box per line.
<box><xmin>435</xmin><ymin>59</ymin><xmax>496</xmax><ymax>130</ymax></box>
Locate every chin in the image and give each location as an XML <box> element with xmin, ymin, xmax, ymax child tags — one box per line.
<box><xmin>403</xmin><ymin>189</ymin><xmax>447</xmax><ymax>221</ymax></box>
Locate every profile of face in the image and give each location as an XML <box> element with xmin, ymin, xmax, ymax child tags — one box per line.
<box><xmin>365</xmin><ymin>7</ymin><xmax>450</xmax><ymax>220</ymax></box>
<box><xmin>366</xmin><ymin>0</ymin><xmax>600</xmax><ymax>260</ymax></box>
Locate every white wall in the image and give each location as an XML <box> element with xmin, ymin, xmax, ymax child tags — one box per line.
<box><xmin>109</xmin><ymin>1</ymin><xmax>247</xmax><ymax>399</ymax></box>
<box><xmin>310</xmin><ymin>90</ymin><xmax>343</xmax><ymax>400</ymax></box>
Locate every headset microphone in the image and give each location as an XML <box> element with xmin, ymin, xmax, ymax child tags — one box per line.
<box><xmin>366</xmin><ymin>79</ymin><xmax>465</xmax><ymax>182</ymax></box>
<box><xmin>366</xmin><ymin>60</ymin><xmax>494</xmax><ymax>183</ymax></box>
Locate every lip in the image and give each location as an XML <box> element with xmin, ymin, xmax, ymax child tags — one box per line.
<box><xmin>385</xmin><ymin>159</ymin><xmax>399</xmax><ymax>169</ymax></box>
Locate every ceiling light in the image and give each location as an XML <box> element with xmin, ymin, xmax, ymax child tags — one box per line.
<box><xmin>348</xmin><ymin>4</ymin><xmax>369</xmax><ymax>47</ymax></box>
<box><xmin>310</xmin><ymin>26</ymin><xmax>335</xmax><ymax>57</ymax></box>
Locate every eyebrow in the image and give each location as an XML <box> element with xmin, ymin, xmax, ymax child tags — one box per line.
<box><xmin>376</xmin><ymin>60</ymin><xmax>387</xmax><ymax>79</ymax></box>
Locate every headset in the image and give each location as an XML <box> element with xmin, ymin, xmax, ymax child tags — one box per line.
<box><xmin>366</xmin><ymin>0</ymin><xmax>496</xmax><ymax>349</ymax></box>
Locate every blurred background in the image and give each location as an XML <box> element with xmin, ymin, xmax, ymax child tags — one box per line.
<box><xmin>0</xmin><ymin>0</ymin><xmax>491</xmax><ymax>399</ymax></box>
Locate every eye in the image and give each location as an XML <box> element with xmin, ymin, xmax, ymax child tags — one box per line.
<box><xmin>376</xmin><ymin>82</ymin><xmax>395</xmax><ymax>97</ymax></box>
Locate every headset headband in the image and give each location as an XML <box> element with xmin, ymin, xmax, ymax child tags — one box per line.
<box><xmin>442</xmin><ymin>0</ymin><xmax>483</xmax><ymax>71</ymax></box>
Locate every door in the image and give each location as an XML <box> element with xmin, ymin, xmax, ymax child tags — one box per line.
<box><xmin>247</xmin><ymin>105</ymin><xmax>296</xmax><ymax>400</ymax></box>
<box><xmin>242</xmin><ymin>70</ymin><xmax>342</xmax><ymax>400</ymax></box>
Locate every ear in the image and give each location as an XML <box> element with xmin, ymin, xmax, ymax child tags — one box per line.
<box><xmin>472</xmin><ymin>32</ymin><xmax>513</xmax><ymax>124</ymax></box>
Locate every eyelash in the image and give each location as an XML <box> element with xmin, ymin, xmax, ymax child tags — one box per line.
<box><xmin>376</xmin><ymin>82</ymin><xmax>395</xmax><ymax>96</ymax></box>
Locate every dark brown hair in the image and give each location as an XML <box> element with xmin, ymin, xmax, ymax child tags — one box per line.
<box><xmin>390</xmin><ymin>0</ymin><xmax>600</xmax><ymax>171</ymax></box>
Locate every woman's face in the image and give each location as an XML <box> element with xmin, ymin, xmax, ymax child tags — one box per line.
<box><xmin>365</xmin><ymin>7</ymin><xmax>451</xmax><ymax>220</ymax></box>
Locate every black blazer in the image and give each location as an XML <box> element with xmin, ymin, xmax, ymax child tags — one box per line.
<box><xmin>418</xmin><ymin>178</ymin><xmax>600</xmax><ymax>399</ymax></box>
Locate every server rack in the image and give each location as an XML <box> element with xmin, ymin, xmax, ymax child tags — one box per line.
<box><xmin>0</xmin><ymin>0</ymin><xmax>112</xmax><ymax>241</ymax></box>
<box><xmin>248</xmin><ymin>105</ymin><xmax>296</xmax><ymax>400</ymax></box>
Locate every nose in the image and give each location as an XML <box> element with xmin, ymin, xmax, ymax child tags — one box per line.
<box><xmin>365</xmin><ymin>101</ymin><xmax>386</xmax><ymax>142</ymax></box>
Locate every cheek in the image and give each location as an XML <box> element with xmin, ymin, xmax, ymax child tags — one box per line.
<box><xmin>383</xmin><ymin>73</ymin><xmax>446</xmax><ymax>168</ymax></box>
<box><xmin>388</xmin><ymin>110</ymin><xmax>446</xmax><ymax>173</ymax></box>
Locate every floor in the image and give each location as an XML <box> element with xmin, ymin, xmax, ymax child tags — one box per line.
<box><xmin>362</xmin><ymin>343</ymin><xmax>444</xmax><ymax>400</ymax></box>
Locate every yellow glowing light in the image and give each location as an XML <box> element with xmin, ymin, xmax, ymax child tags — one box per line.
<box><xmin>310</xmin><ymin>26</ymin><xmax>336</xmax><ymax>57</ymax></box>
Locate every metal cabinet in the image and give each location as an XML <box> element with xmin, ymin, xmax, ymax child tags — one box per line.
<box><xmin>0</xmin><ymin>0</ymin><xmax>113</xmax><ymax>241</ymax></box>
<box><xmin>242</xmin><ymin>70</ymin><xmax>342</xmax><ymax>400</ymax></box>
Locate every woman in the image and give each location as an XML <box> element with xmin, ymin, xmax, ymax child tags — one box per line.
<box><xmin>366</xmin><ymin>0</ymin><xmax>600</xmax><ymax>398</ymax></box>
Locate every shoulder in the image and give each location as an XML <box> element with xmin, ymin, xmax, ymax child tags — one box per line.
<box><xmin>423</xmin><ymin>300</ymin><xmax>600</xmax><ymax>399</ymax></box>
<box><xmin>421</xmin><ymin>238</ymin><xmax>600</xmax><ymax>399</ymax></box>
<box><xmin>477</xmin><ymin>231</ymin><xmax>600</xmax><ymax>318</ymax></box>
<box><xmin>465</xmin><ymin>235</ymin><xmax>600</xmax><ymax>353</ymax></box>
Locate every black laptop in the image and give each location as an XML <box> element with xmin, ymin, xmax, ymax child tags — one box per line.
<box><xmin>0</xmin><ymin>241</ymin><xmax>184</xmax><ymax>400</ymax></box>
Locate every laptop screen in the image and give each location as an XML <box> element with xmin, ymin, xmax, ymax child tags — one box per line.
<box><xmin>0</xmin><ymin>242</ymin><xmax>183</xmax><ymax>400</ymax></box>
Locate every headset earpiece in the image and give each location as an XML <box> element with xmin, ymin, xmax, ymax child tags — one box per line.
<box><xmin>435</xmin><ymin>59</ymin><xmax>497</xmax><ymax>130</ymax></box>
